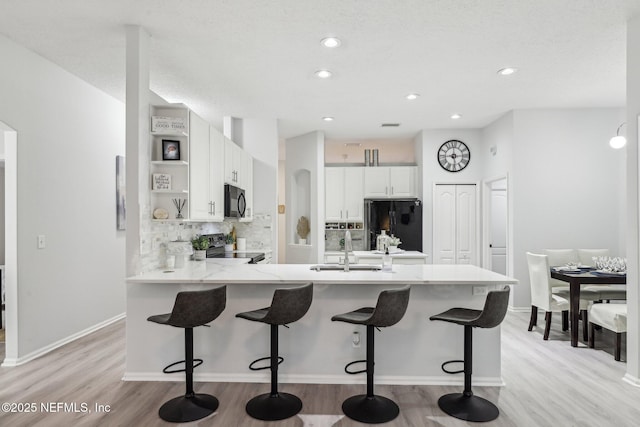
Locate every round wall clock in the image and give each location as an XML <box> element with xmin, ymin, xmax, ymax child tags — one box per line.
<box><xmin>437</xmin><ymin>139</ymin><xmax>470</xmax><ymax>172</ymax></box>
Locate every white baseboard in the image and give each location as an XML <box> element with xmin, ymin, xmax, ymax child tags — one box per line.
<box><xmin>1</xmin><ymin>313</ymin><xmax>126</xmax><ymax>367</ymax></box>
<box><xmin>622</xmin><ymin>373</ymin><xmax>640</xmax><ymax>387</ymax></box>
<box><xmin>122</xmin><ymin>371</ymin><xmax>504</xmax><ymax>387</ymax></box>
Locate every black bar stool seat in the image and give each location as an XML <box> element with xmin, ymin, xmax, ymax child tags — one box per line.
<box><xmin>235</xmin><ymin>283</ymin><xmax>313</xmax><ymax>421</ymax></box>
<box><xmin>429</xmin><ymin>285</ymin><xmax>510</xmax><ymax>423</ymax></box>
<box><xmin>147</xmin><ymin>286</ymin><xmax>227</xmax><ymax>423</ymax></box>
<box><xmin>331</xmin><ymin>285</ymin><xmax>411</xmax><ymax>424</ymax></box>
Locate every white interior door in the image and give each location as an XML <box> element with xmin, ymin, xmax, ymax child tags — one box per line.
<box><xmin>490</xmin><ymin>184</ymin><xmax>507</xmax><ymax>274</ymax></box>
<box><xmin>434</xmin><ymin>184</ymin><xmax>477</xmax><ymax>265</ymax></box>
<box><xmin>434</xmin><ymin>185</ymin><xmax>456</xmax><ymax>264</ymax></box>
<box><xmin>456</xmin><ymin>185</ymin><xmax>477</xmax><ymax>264</ymax></box>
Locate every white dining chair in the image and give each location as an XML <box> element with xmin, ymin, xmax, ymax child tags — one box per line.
<box><xmin>578</xmin><ymin>249</ymin><xmax>627</xmax><ymax>301</ymax></box>
<box><xmin>543</xmin><ymin>249</ymin><xmax>579</xmax><ymax>293</ymax></box>
<box><xmin>527</xmin><ymin>252</ymin><xmax>592</xmax><ymax>341</ymax></box>
<box><xmin>588</xmin><ymin>303</ymin><xmax>627</xmax><ymax>361</ymax></box>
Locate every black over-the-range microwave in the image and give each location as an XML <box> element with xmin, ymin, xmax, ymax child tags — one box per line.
<box><xmin>224</xmin><ymin>184</ymin><xmax>246</xmax><ymax>218</ymax></box>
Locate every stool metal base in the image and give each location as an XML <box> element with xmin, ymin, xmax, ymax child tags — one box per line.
<box><xmin>438</xmin><ymin>393</ymin><xmax>499</xmax><ymax>422</ymax></box>
<box><xmin>246</xmin><ymin>392</ymin><xmax>302</xmax><ymax>421</ymax></box>
<box><xmin>158</xmin><ymin>393</ymin><xmax>218</xmax><ymax>423</ymax></box>
<box><xmin>342</xmin><ymin>394</ymin><xmax>400</xmax><ymax>424</ymax></box>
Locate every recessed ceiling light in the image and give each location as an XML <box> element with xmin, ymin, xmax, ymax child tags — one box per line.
<box><xmin>315</xmin><ymin>69</ymin><xmax>332</xmax><ymax>79</ymax></box>
<box><xmin>406</xmin><ymin>93</ymin><xmax>420</xmax><ymax>100</ymax></box>
<box><xmin>321</xmin><ymin>37</ymin><xmax>341</xmax><ymax>48</ymax></box>
<box><xmin>322</xmin><ymin>117</ymin><xmax>334</xmax><ymax>122</ymax></box>
<box><xmin>497</xmin><ymin>67</ymin><xmax>518</xmax><ymax>76</ymax></box>
<box><xmin>451</xmin><ymin>113</ymin><xmax>462</xmax><ymax>120</ymax></box>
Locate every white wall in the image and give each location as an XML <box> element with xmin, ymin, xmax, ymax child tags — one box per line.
<box><xmin>510</xmin><ymin>108</ymin><xmax>624</xmax><ymax>308</ymax></box>
<box><xmin>418</xmin><ymin>129</ymin><xmax>484</xmax><ymax>261</ymax></box>
<box><xmin>0</xmin><ymin>165</ymin><xmax>4</xmax><ymax>264</ymax></box>
<box><xmin>0</xmin><ymin>34</ymin><xmax>126</xmax><ymax>360</ymax></box>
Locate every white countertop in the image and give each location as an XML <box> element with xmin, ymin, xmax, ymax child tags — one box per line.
<box><xmin>127</xmin><ymin>262</ymin><xmax>517</xmax><ymax>286</ymax></box>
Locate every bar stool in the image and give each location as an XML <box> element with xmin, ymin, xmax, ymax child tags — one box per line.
<box><xmin>235</xmin><ymin>283</ymin><xmax>313</xmax><ymax>421</ymax></box>
<box><xmin>429</xmin><ymin>285</ymin><xmax>510</xmax><ymax>422</ymax></box>
<box><xmin>147</xmin><ymin>286</ymin><xmax>227</xmax><ymax>423</ymax></box>
<box><xmin>331</xmin><ymin>285</ymin><xmax>411</xmax><ymax>424</ymax></box>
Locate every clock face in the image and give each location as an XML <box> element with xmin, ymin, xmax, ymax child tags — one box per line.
<box><xmin>438</xmin><ymin>140</ymin><xmax>470</xmax><ymax>172</ymax></box>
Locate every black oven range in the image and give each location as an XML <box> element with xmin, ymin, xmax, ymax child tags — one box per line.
<box><xmin>203</xmin><ymin>233</ymin><xmax>265</xmax><ymax>264</ymax></box>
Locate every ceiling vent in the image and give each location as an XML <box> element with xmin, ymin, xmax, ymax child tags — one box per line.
<box><xmin>381</xmin><ymin>123</ymin><xmax>400</xmax><ymax>127</ymax></box>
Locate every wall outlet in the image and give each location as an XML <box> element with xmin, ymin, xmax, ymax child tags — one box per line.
<box><xmin>352</xmin><ymin>331</ymin><xmax>361</xmax><ymax>348</ymax></box>
<box><xmin>473</xmin><ymin>286</ymin><xmax>488</xmax><ymax>296</ymax></box>
<box><xmin>37</xmin><ymin>234</ymin><xmax>46</xmax><ymax>249</ymax></box>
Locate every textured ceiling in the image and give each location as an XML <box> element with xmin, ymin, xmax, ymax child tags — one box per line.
<box><xmin>1</xmin><ymin>0</ymin><xmax>639</xmax><ymax>139</ymax></box>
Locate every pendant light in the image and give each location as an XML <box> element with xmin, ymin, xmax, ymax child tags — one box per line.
<box><xmin>609</xmin><ymin>123</ymin><xmax>627</xmax><ymax>149</ymax></box>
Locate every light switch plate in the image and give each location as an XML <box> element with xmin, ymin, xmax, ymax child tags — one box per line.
<box><xmin>37</xmin><ymin>234</ymin><xmax>46</xmax><ymax>249</ymax></box>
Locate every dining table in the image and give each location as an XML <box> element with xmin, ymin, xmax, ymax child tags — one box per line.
<box><xmin>550</xmin><ymin>268</ymin><xmax>626</xmax><ymax>347</ymax></box>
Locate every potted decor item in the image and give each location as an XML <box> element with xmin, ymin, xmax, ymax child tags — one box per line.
<box><xmin>388</xmin><ymin>235</ymin><xmax>402</xmax><ymax>253</ymax></box>
<box><xmin>191</xmin><ymin>235</ymin><xmax>209</xmax><ymax>261</ymax></box>
<box><xmin>297</xmin><ymin>216</ymin><xmax>310</xmax><ymax>244</ymax></box>
<box><xmin>225</xmin><ymin>233</ymin><xmax>235</xmax><ymax>252</ymax></box>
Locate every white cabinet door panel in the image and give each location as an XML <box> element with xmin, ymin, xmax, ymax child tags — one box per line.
<box><xmin>363</xmin><ymin>167</ymin><xmax>389</xmax><ymax>198</ymax></box>
<box><xmin>389</xmin><ymin>167</ymin><xmax>416</xmax><ymax>197</ymax></box>
<box><xmin>325</xmin><ymin>168</ymin><xmax>345</xmax><ymax>221</ymax></box>
<box><xmin>344</xmin><ymin>167</ymin><xmax>364</xmax><ymax>220</ymax></box>
<box><xmin>189</xmin><ymin>112</ymin><xmax>211</xmax><ymax>220</ymax></box>
<box><xmin>434</xmin><ymin>184</ymin><xmax>477</xmax><ymax>265</ymax></box>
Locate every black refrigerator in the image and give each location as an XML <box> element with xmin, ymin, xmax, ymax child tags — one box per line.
<box><xmin>364</xmin><ymin>199</ymin><xmax>423</xmax><ymax>251</ymax></box>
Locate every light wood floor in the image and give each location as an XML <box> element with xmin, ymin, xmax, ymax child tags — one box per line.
<box><xmin>1</xmin><ymin>311</ymin><xmax>639</xmax><ymax>427</ymax></box>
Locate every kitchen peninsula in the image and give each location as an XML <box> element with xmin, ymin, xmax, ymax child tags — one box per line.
<box><xmin>126</xmin><ymin>263</ymin><xmax>516</xmax><ymax>386</ymax></box>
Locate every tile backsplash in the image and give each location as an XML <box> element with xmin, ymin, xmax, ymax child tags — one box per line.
<box><xmin>140</xmin><ymin>213</ymin><xmax>273</xmax><ymax>272</ymax></box>
<box><xmin>325</xmin><ymin>229</ymin><xmax>366</xmax><ymax>251</ymax></box>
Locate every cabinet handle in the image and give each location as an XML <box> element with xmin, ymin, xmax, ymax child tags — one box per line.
<box><xmin>385</xmin><ymin>186</ymin><xmax>388</xmax><ymax>195</ymax></box>
<box><xmin>391</xmin><ymin>186</ymin><xmax>394</xmax><ymax>195</ymax></box>
<box><xmin>340</xmin><ymin>210</ymin><xmax>343</xmax><ymax>219</ymax></box>
<box><xmin>212</xmin><ymin>201</ymin><xmax>215</xmax><ymax>215</ymax></box>
<box><xmin>346</xmin><ymin>210</ymin><xmax>349</xmax><ymax>218</ymax></box>
<box><xmin>248</xmin><ymin>207</ymin><xmax>251</xmax><ymax>216</ymax></box>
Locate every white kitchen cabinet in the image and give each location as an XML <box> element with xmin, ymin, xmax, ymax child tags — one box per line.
<box><xmin>433</xmin><ymin>184</ymin><xmax>477</xmax><ymax>265</ymax></box>
<box><xmin>239</xmin><ymin>152</ymin><xmax>253</xmax><ymax>222</ymax></box>
<box><xmin>325</xmin><ymin>167</ymin><xmax>364</xmax><ymax>221</ymax></box>
<box><xmin>363</xmin><ymin>166</ymin><xmax>417</xmax><ymax>198</ymax></box>
<box><xmin>224</xmin><ymin>137</ymin><xmax>245</xmax><ymax>187</ymax></box>
<box><xmin>189</xmin><ymin>116</ymin><xmax>224</xmax><ymax>222</ymax></box>
<box><xmin>150</xmin><ymin>104</ymin><xmax>190</xmax><ymax>221</ymax></box>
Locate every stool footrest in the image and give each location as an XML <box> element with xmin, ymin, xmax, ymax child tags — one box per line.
<box><xmin>344</xmin><ymin>359</ymin><xmax>367</xmax><ymax>375</ymax></box>
<box><xmin>249</xmin><ymin>355</ymin><xmax>284</xmax><ymax>371</ymax></box>
<box><xmin>163</xmin><ymin>358</ymin><xmax>203</xmax><ymax>374</ymax></box>
<box><xmin>441</xmin><ymin>359</ymin><xmax>464</xmax><ymax>374</ymax></box>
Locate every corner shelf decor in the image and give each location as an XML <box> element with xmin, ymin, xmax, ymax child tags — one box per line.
<box><xmin>150</xmin><ymin>104</ymin><xmax>190</xmax><ymax>220</ymax></box>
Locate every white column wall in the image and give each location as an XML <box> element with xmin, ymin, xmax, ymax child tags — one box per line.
<box><xmin>285</xmin><ymin>131</ymin><xmax>324</xmax><ymax>263</ymax></box>
<box><xmin>242</xmin><ymin>118</ymin><xmax>279</xmax><ymax>260</ymax></box>
<box><xmin>0</xmin><ymin>34</ymin><xmax>125</xmax><ymax>362</ymax></box>
<box><xmin>624</xmin><ymin>13</ymin><xmax>640</xmax><ymax>386</ymax></box>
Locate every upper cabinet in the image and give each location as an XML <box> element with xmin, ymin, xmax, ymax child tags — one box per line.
<box><xmin>325</xmin><ymin>167</ymin><xmax>364</xmax><ymax>221</ymax></box>
<box><xmin>189</xmin><ymin>114</ymin><xmax>224</xmax><ymax>222</ymax></box>
<box><xmin>150</xmin><ymin>104</ymin><xmax>190</xmax><ymax>221</ymax></box>
<box><xmin>224</xmin><ymin>138</ymin><xmax>245</xmax><ymax>188</ymax></box>
<box><xmin>363</xmin><ymin>166</ymin><xmax>417</xmax><ymax>198</ymax></box>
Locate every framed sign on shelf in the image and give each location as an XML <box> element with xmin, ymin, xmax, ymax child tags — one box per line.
<box><xmin>152</xmin><ymin>173</ymin><xmax>172</xmax><ymax>190</ymax></box>
<box><xmin>162</xmin><ymin>139</ymin><xmax>181</xmax><ymax>160</ymax></box>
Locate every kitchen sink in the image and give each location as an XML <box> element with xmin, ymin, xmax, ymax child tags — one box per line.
<box><xmin>309</xmin><ymin>264</ymin><xmax>382</xmax><ymax>272</ymax></box>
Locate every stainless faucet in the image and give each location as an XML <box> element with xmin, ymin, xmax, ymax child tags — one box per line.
<box><xmin>344</xmin><ymin>230</ymin><xmax>352</xmax><ymax>272</ymax></box>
